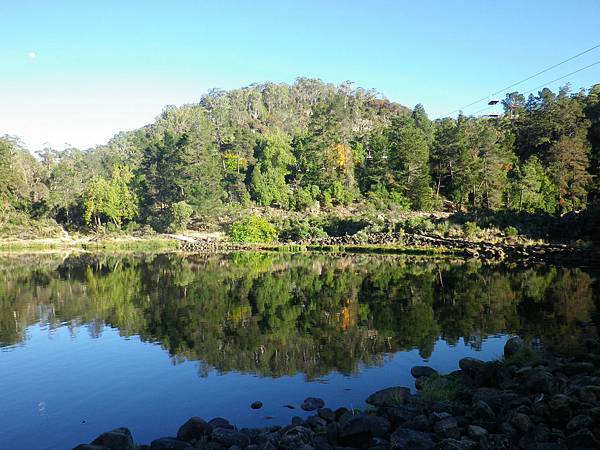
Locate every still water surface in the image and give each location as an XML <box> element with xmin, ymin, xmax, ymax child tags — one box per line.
<box><xmin>0</xmin><ymin>252</ymin><xmax>597</xmax><ymax>450</ymax></box>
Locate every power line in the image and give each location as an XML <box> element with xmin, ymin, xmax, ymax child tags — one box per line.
<box><xmin>444</xmin><ymin>42</ymin><xmax>600</xmax><ymax>116</ymax></box>
<box><xmin>520</xmin><ymin>59</ymin><xmax>600</xmax><ymax>96</ymax></box>
<box><xmin>468</xmin><ymin>59</ymin><xmax>600</xmax><ymax>117</ymax></box>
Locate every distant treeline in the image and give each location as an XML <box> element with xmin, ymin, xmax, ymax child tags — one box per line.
<box><xmin>1</xmin><ymin>78</ymin><xmax>599</xmax><ymax>231</ymax></box>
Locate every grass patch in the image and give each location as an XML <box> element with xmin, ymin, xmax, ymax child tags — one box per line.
<box><xmin>502</xmin><ymin>346</ymin><xmax>541</xmax><ymax>367</ymax></box>
<box><xmin>82</xmin><ymin>238</ymin><xmax>179</xmax><ymax>252</ymax></box>
<box><xmin>419</xmin><ymin>374</ymin><xmax>466</xmax><ymax>402</ymax></box>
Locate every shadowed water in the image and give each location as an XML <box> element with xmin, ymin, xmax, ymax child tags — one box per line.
<box><xmin>0</xmin><ymin>252</ymin><xmax>598</xmax><ymax>449</ymax></box>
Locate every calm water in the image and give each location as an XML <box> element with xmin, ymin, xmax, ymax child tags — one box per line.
<box><xmin>0</xmin><ymin>252</ymin><xmax>598</xmax><ymax>450</ymax></box>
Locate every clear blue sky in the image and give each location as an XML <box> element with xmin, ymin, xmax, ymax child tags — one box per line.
<box><xmin>1</xmin><ymin>0</ymin><xmax>599</xmax><ymax>150</ymax></box>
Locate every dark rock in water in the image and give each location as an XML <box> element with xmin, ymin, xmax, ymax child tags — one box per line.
<box><xmin>90</xmin><ymin>427</ymin><xmax>134</xmax><ymax>450</ymax></box>
<box><xmin>390</xmin><ymin>428</ymin><xmax>435</xmax><ymax>450</ymax></box>
<box><xmin>459</xmin><ymin>357</ymin><xmax>486</xmax><ymax>376</ymax></box>
<box><xmin>291</xmin><ymin>416</ymin><xmax>305</xmax><ymax>426</ymax></box>
<box><xmin>301</xmin><ymin>397</ymin><xmax>325</xmax><ymax>411</ymax></box>
<box><xmin>210</xmin><ymin>428</ymin><xmax>250</xmax><ymax>447</ymax></box>
<box><xmin>334</xmin><ymin>406</ymin><xmax>350</xmax><ymax>420</ymax></box>
<box><xmin>149</xmin><ymin>438</ymin><xmax>194</xmax><ymax>450</ymax></box>
<box><xmin>283</xmin><ymin>404</ymin><xmax>295</xmax><ymax>409</ymax></box>
<box><xmin>565</xmin><ymin>428</ymin><xmax>600</xmax><ymax>448</ymax></box>
<box><xmin>317</xmin><ymin>407</ymin><xmax>335</xmax><ymax>422</ymax></box>
<box><xmin>306</xmin><ymin>414</ymin><xmax>327</xmax><ymax>430</ymax></box>
<box><xmin>433</xmin><ymin>416</ymin><xmax>460</xmax><ymax>439</ymax></box>
<box><xmin>251</xmin><ymin>401</ymin><xmax>263</xmax><ymax>409</ymax></box>
<box><xmin>338</xmin><ymin>414</ymin><xmax>391</xmax><ymax>446</ymax></box>
<box><xmin>208</xmin><ymin>417</ymin><xmax>234</xmax><ymax>430</ymax></box>
<box><xmin>176</xmin><ymin>417</ymin><xmax>212</xmax><ymax>442</ymax></box>
<box><xmin>278</xmin><ymin>426</ymin><xmax>313</xmax><ymax>450</ymax></box>
<box><xmin>411</xmin><ymin>366</ymin><xmax>438</xmax><ymax>378</ymax></box>
<box><xmin>504</xmin><ymin>336</ymin><xmax>524</xmax><ymax>357</ymax></box>
<box><xmin>366</xmin><ymin>386</ymin><xmax>411</xmax><ymax>407</ymax></box>
<box><xmin>72</xmin><ymin>446</ymin><xmax>111</xmax><ymax>450</ymax></box>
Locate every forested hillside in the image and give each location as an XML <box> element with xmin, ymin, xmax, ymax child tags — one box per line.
<box><xmin>1</xmin><ymin>78</ymin><xmax>599</xmax><ymax>236</ymax></box>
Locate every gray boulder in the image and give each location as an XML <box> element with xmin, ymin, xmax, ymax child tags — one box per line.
<box><xmin>90</xmin><ymin>428</ymin><xmax>134</xmax><ymax>450</ymax></box>
<box><xmin>504</xmin><ymin>336</ymin><xmax>524</xmax><ymax>357</ymax></box>
<box><xmin>177</xmin><ymin>417</ymin><xmax>212</xmax><ymax>442</ymax></box>
<box><xmin>211</xmin><ymin>428</ymin><xmax>250</xmax><ymax>447</ymax></box>
<box><xmin>338</xmin><ymin>414</ymin><xmax>391</xmax><ymax>446</ymax></box>
<box><xmin>411</xmin><ymin>366</ymin><xmax>438</xmax><ymax>378</ymax></box>
<box><xmin>279</xmin><ymin>426</ymin><xmax>313</xmax><ymax>450</ymax></box>
<box><xmin>390</xmin><ymin>428</ymin><xmax>435</xmax><ymax>450</ymax></box>
<box><xmin>366</xmin><ymin>386</ymin><xmax>411</xmax><ymax>407</ymax></box>
<box><xmin>433</xmin><ymin>417</ymin><xmax>460</xmax><ymax>439</ymax></box>
<box><xmin>301</xmin><ymin>397</ymin><xmax>325</xmax><ymax>411</ymax></box>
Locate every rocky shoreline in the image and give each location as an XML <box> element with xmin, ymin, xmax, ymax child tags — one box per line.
<box><xmin>73</xmin><ymin>336</ymin><xmax>600</xmax><ymax>450</ymax></box>
<box><xmin>179</xmin><ymin>232</ymin><xmax>600</xmax><ymax>267</ymax></box>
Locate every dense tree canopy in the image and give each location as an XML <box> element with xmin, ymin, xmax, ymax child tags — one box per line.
<box><xmin>1</xmin><ymin>78</ymin><xmax>599</xmax><ymax>232</ymax></box>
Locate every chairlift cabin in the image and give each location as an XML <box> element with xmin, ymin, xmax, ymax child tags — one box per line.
<box><xmin>483</xmin><ymin>97</ymin><xmax>501</xmax><ymax>119</ymax></box>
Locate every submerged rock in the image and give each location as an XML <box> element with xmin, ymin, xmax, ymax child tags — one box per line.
<box><xmin>411</xmin><ymin>366</ymin><xmax>438</xmax><ymax>378</ymax></box>
<box><xmin>366</xmin><ymin>386</ymin><xmax>411</xmax><ymax>407</ymax></box>
<box><xmin>251</xmin><ymin>401</ymin><xmax>263</xmax><ymax>409</ymax></box>
<box><xmin>301</xmin><ymin>397</ymin><xmax>325</xmax><ymax>411</ymax></box>
<box><xmin>90</xmin><ymin>427</ymin><xmax>134</xmax><ymax>450</ymax></box>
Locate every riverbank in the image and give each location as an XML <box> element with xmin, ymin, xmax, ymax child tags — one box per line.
<box><xmin>1</xmin><ymin>231</ymin><xmax>599</xmax><ymax>267</ymax></box>
<box><xmin>73</xmin><ymin>335</ymin><xmax>600</xmax><ymax>449</ymax></box>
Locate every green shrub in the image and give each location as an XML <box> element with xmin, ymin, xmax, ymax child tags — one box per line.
<box><xmin>168</xmin><ymin>201</ymin><xmax>193</xmax><ymax>232</ymax></box>
<box><xmin>278</xmin><ymin>218</ymin><xmax>326</xmax><ymax>242</ymax></box>
<box><xmin>324</xmin><ymin>216</ymin><xmax>368</xmax><ymax>237</ymax></box>
<box><xmin>397</xmin><ymin>217</ymin><xmax>435</xmax><ymax>233</ymax></box>
<box><xmin>230</xmin><ymin>216</ymin><xmax>278</xmax><ymax>243</ymax></box>
<box><xmin>504</xmin><ymin>226</ymin><xmax>519</xmax><ymax>237</ymax></box>
<box><xmin>323</xmin><ymin>181</ymin><xmax>354</xmax><ymax>206</ymax></box>
<box><xmin>462</xmin><ymin>221</ymin><xmax>480</xmax><ymax>238</ymax></box>
<box><xmin>291</xmin><ymin>185</ymin><xmax>321</xmax><ymax>211</ymax></box>
<box><xmin>366</xmin><ymin>185</ymin><xmax>410</xmax><ymax>211</ymax></box>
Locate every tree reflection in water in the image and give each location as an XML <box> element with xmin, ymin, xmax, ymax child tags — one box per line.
<box><xmin>0</xmin><ymin>252</ymin><xmax>597</xmax><ymax>378</ymax></box>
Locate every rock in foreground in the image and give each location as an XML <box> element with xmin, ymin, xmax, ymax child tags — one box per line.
<box><xmin>73</xmin><ymin>336</ymin><xmax>600</xmax><ymax>450</ymax></box>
